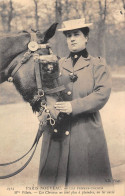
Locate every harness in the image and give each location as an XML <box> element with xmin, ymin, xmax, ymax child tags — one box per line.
<box><xmin>0</xmin><ymin>32</ymin><xmax>65</xmax><ymax>179</ymax></box>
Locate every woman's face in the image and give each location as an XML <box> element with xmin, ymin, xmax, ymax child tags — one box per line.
<box><xmin>65</xmin><ymin>29</ymin><xmax>88</xmax><ymax>53</ymax></box>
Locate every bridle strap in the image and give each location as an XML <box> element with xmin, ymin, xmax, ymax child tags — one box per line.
<box><xmin>0</xmin><ymin>143</ymin><xmax>37</xmax><ymax>179</ymax></box>
<box><xmin>4</xmin><ymin>51</ymin><xmax>32</xmax><ymax>80</ymax></box>
<box><xmin>4</xmin><ymin>60</ymin><xmax>18</xmax><ymax>77</ymax></box>
<box><xmin>0</xmin><ymin>144</ymin><xmax>37</xmax><ymax>179</ymax></box>
<box><xmin>34</xmin><ymin>55</ymin><xmax>44</xmax><ymax>95</ymax></box>
<box><xmin>11</xmin><ymin>62</ymin><xmax>24</xmax><ymax>77</ymax></box>
<box><xmin>45</xmin><ymin>85</ymin><xmax>65</xmax><ymax>95</ymax></box>
<box><xmin>11</xmin><ymin>52</ymin><xmax>32</xmax><ymax>78</ymax></box>
<box><xmin>0</xmin><ymin>127</ymin><xmax>40</xmax><ymax>166</ymax></box>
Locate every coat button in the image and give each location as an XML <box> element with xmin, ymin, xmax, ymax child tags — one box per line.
<box><xmin>8</xmin><ymin>77</ymin><xmax>13</xmax><ymax>82</ymax></box>
<box><xmin>65</xmin><ymin>131</ymin><xmax>69</xmax><ymax>135</ymax></box>
<box><xmin>69</xmin><ymin>72</ymin><xmax>73</xmax><ymax>76</ymax></box>
<box><xmin>74</xmin><ymin>55</ymin><xmax>78</xmax><ymax>59</ymax></box>
<box><xmin>54</xmin><ymin>129</ymin><xmax>58</xmax><ymax>133</ymax></box>
<box><xmin>45</xmin><ymin>109</ymin><xmax>50</xmax><ymax>113</ymax></box>
<box><xmin>67</xmin><ymin>91</ymin><xmax>72</xmax><ymax>95</ymax></box>
<box><xmin>59</xmin><ymin>72</ymin><xmax>62</xmax><ymax>76</ymax></box>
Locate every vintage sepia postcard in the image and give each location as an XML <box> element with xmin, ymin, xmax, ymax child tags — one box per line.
<box><xmin>0</xmin><ymin>0</ymin><xmax>125</xmax><ymax>196</ymax></box>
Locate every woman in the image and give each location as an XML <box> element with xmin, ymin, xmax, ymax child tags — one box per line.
<box><xmin>38</xmin><ymin>18</ymin><xmax>113</xmax><ymax>186</ymax></box>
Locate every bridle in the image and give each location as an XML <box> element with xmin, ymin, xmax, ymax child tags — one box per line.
<box><xmin>0</xmin><ymin>31</ymin><xmax>65</xmax><ymax>179</ymax></box>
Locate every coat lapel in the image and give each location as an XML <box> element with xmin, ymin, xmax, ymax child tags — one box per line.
<box><xmin>62</xmin><ymin>55</ymin><xmax>91</xmax><ymax>73</ymax></box>
<box><xmin>73</xmin><ymin>55</ymin><xmax>91</xmax><ymax>72</ymax></box>
<box><xmin>62</xmin><ymin>57</ymin><xmax>73</xmax><ymax>72</ymax></box>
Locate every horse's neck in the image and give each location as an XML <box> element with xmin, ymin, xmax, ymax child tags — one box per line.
<box><xmin>0</xmin><ymin>33</ymin><xmax>30</xmax><ymax>72</ymax></box>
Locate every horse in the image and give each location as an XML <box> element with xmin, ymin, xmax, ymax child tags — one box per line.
<box><xmin>0</xmin><ymin>23</ymin><xmax>65</xmax><ymax>179</ymax></box>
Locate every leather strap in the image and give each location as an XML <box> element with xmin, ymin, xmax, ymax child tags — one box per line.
<box><xmin>45</xmin><ymin>85</ymin><xmax>65</xmax><ymax>95</ymax></box>
<box><xmin>4</xmin><ymin>60</ymin><xmax>18</xmax><ymax>77</ymax></box>
<box><xmin>5</xmin><ymin>51</ymin><xmax>32</xmax><ymax>79</ymax></box>
<box><xmin>34</xmin><ymin>56</ymin><xmax>44</xmax><ymax>95</ymax></box>
<box><xmin>0</xmin><ymin>142</ymin><xmax>37</xmax><ymax>179</ymax></box>
<box><xmin>11</xmin><ymin>62</ymin><xmax>24</xmax><ymax>77</ymax></box>
<box><xmin>0</xmin><ymin>129</ymin><xmax>39</xmax><ymax>166</ymax></box>
<box><xmin>0</xmin><ymin>125</ymin><xmax>44</xmax><ymax>179</ymax></box>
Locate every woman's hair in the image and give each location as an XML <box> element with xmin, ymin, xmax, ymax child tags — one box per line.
<box><xmin>79</xmin><ymin>27</ymin><xmax>89</xmax><ymax>37</ymax></box>
<box><xmin>63</xmin><ymin>27</ymin><xmax>90</xmax><ymax>37</ymax></box>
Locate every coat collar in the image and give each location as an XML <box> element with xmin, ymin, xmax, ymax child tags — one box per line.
<box><xmin>62</xmin><ymin>55</ymin><xmax>91</xmax><ymax>72</ymax></box>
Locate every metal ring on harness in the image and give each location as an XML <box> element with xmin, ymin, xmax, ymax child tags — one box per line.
<box><xmin>47</xmin><ymin>113</ymin><xmax>55</xmax><ymax>126</ymax></box>
<box><xmin>38</xmin><ymin>89</ymin><xmax>44</xmax><ymax>97</ymax></box>
<box><xmin>39</xmin><ymin>104</ymin><xmax>55</xmax><ymax>126</ymax></box>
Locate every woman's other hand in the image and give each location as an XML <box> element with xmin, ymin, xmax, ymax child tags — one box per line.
<box><xmin>55</xmin><ymin>101</ymin><xmax>72</xmax><ymax>114</ymax></box>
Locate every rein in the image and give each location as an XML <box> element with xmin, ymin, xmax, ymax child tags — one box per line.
<box><xmin>0</xmin><ymin>126</ymin><xmax>43</xmax><ymax>179</ymax></box>
<box><xmin>0</xmin><ymin>32</ymin><xmax>65</xmax><ymax>179</ymax></box>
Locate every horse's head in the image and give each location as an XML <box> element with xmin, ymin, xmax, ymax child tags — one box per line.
<box><xmin>0</xmin><ymin>23</ymin><xmax>65</xmax><ymax>124</ymax></box>
<box><xmin>0</xmin><ymin>23</ymin><xmax>58</xmax><ymax>79</ymax></box>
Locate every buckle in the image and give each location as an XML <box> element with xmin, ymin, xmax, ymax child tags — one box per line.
<box><xmin>28</xmin><ymin>41</ymin><xmax>39</xmax><ymax>51</ymax></box>
<box><xmin>38</xmin><ymin>90</ymin><xmax>44</xmax><ymax>97</ymax></box>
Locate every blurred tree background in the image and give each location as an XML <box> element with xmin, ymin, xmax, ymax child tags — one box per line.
<box><xmin>0</xmin><ymin>0</ymin><xmax>125</xmax><ymax>66</ymax></box>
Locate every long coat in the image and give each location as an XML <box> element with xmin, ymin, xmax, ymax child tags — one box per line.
<box><xmin>38</xmin><ymin>54</ymin><xmax>112</xmax><ymax>186</ymax></box>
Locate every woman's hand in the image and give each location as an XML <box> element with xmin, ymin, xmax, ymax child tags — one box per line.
<box><xmin>55</xmin><ymin>101</ymin><xmax>72</xmax><ymax>114</ymax></box>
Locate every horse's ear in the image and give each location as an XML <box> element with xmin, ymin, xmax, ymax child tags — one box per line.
<box><xmin>43</xmin><ymin>23</ymin><xmax>58</xmax><ymax>42</ymax></box>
